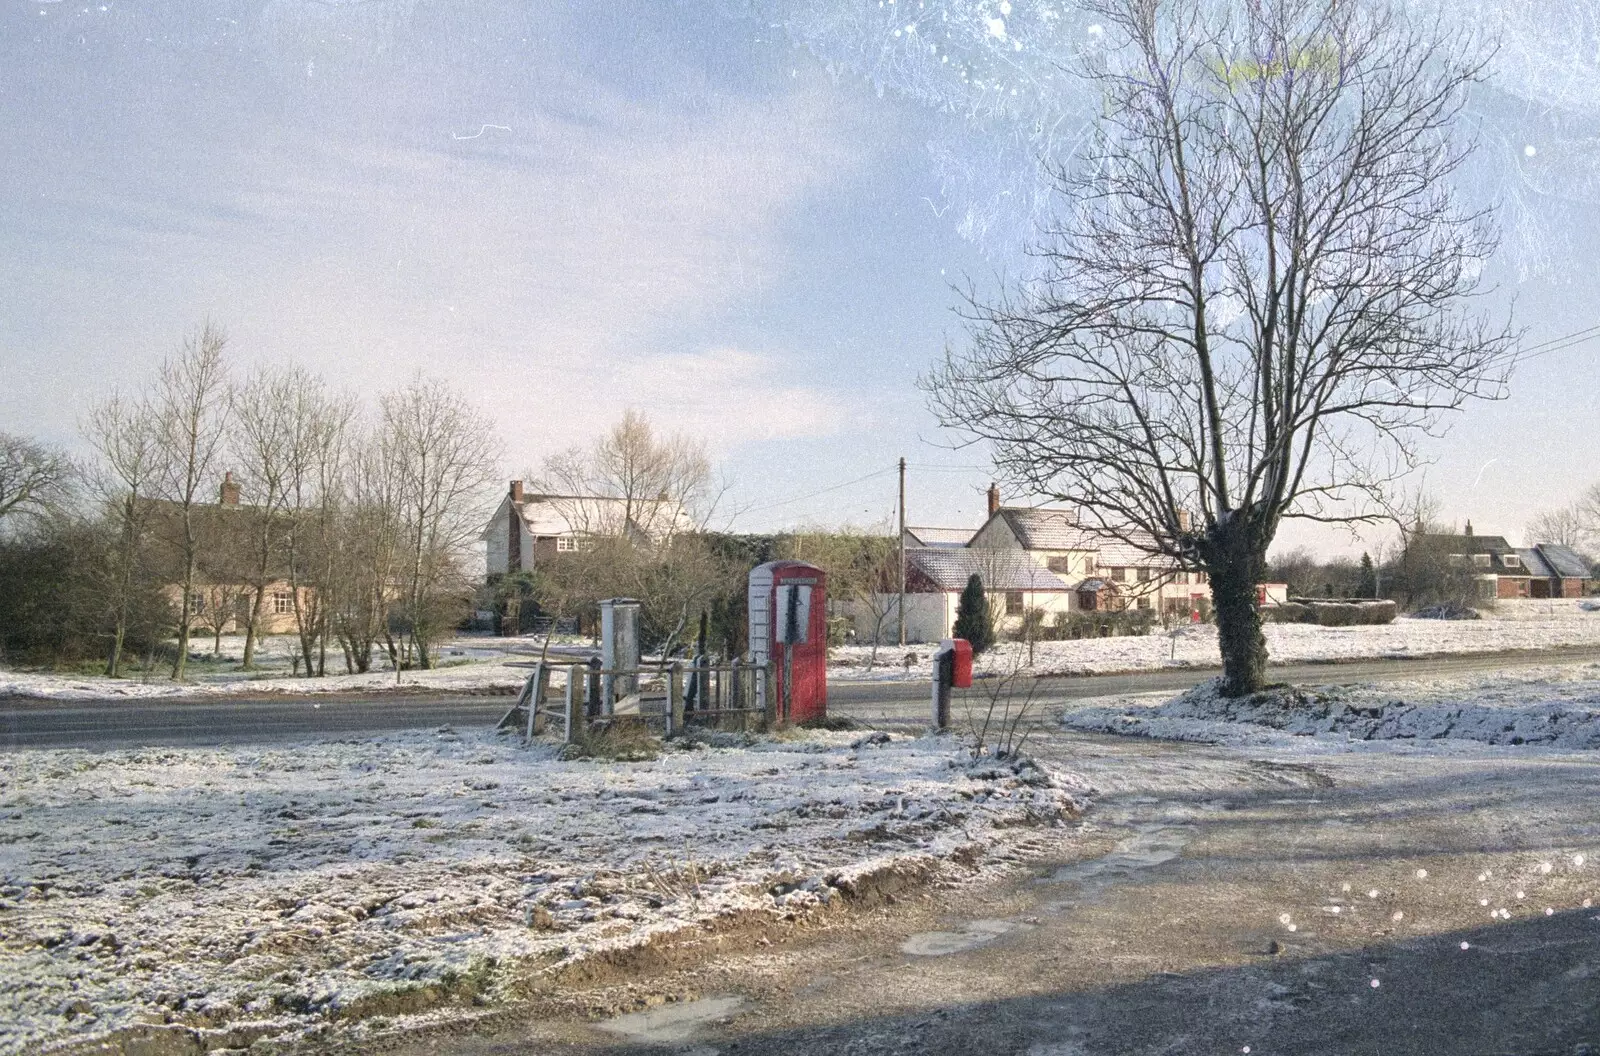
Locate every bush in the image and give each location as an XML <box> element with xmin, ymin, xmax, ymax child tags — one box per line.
<box><xmin>1268</xmin><ymin>599</ymin><xmax>1397</xmax><ymax>625</ymax></box>
<box><xmin>1045</xmin><ymin>608</ymin><xmax>1156</xmax><ymax>639</ymax></box>
<box><xmin>559</xmin><ymin>717</ymin><xmax>660</xmax><ymax>761</ymax></box>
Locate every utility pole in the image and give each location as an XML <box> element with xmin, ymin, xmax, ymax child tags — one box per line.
<box><xmin>898</xmin><ymin>456</ymin><xmax>907</xmax><ymax>647</ymax></box>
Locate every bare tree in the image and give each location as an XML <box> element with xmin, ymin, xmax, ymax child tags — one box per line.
<box><xmin>150</xmin><ymin>322</ymin><xmax>232</xmax><ymax>679</ymax></box>
<box><xmin>539</xmin><ymin>409</ymin><xmax>712</xmax><ymax>541</ymax></box>
<box><xmin>329</xmin><ymin>428</ymin><xmax>404</xmax><ymax>673</ymax></box>
<box><xmin>379</xmin><ymin>377</ymin><xmax>497</xmax><ymax>671</ymax></box>
<box><xmin>230</xmin><ymin>368</ymin><xmax>297</xmax><ymax>668</ymax></box>
<box><xmin>927</xmin><ymin>0</ymin><xmax>1514</xmax><ymax>695</ymax></box>
<box><xmin>1526</xmin><ymin>506</ymin><xmax>1587</xmax><ymax>550</ymax></box>
<box><xmin>284</xmin><ymin>386</ymin><xmax>355</xmax><ymax>677</ymax></box>
<box><xmin>82</xmin><ymin>394</ymin><xmax>162</xmax><ymax>676</ymax></box>
<box><xmin>233</xmin><ymin>366</ymin><xmax>354</xmax><ymax>673</ymax></box>
<box><xmin>0</xmin><ymin>433</ymin><xmax>75</xmax><ymax>531</ymax></box>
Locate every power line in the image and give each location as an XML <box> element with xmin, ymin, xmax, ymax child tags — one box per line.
<box><xmin>1511</xmin><ymin>323</ymin><xmax>1600</xmax><ymax>366</ymax></box>
<box><xmin>737</xmin><ymin>466</ymin><xmax>898</xmax><ymax>516</ymax></box>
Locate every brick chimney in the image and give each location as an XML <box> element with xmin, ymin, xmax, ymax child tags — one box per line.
<box><xmin>1464</xmin><ymin>519</ymin><xmax>1473</xmax><ymax>537</ymax></box>
<box><xmin>219</xmin><ymin>471</ymin><xmax>240</xmax><ymax>507</ymax></box>
<box><xmin>987</xmin><ymin>483</ymin><xmax>1000</xmax><ymax>516</ymax></box>
<box><xmin>509</xmin><ymin>479</ymin><xmax>524</xmax><ymax>504</ymax></box>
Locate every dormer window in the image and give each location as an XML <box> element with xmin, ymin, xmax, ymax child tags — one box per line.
<box><xmin>1501</xmin><ymin>554</ymin><xmax>1521</xmax><ymax>569</ymax></box>
<box><xmin>1472</xmin><ymin>553</ymin><xmax>1491</xmax><ymax>569</ymax></box>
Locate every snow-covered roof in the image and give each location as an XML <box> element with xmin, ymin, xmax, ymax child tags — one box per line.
<box><xmin>995</xmin><ymin>507</ymin><xmax>1099</xmax><ymax>551</ymax></box>
<box><xmin>484</xmin><ymin>493</ymin><xmax>689</xmax><ymax>542</ymax></box>
<box><xmin>1535</xmin><ymin>544</ymin><xmax>1592</xmax><ymax>579</ymax></box>
<box><xmin>907</xmin><ymin>547</ymin><xmax>1072</xmax><ymax>592</ymax></box>
<box><xmin>904</xmin><ymin>526</ymin><xmax>975</xmax><ymax>549</ymax></box>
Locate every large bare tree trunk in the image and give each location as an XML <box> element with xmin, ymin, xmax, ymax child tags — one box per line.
<box><xmin>1206</xmin><ymin>524</ymin><xmax>1268</xmax><ymax>696</ymax></box>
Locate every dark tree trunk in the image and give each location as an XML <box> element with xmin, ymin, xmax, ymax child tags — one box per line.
<box><xmin>1204</xmin><ymin>518</ymin><xmax>1268</xmax><ymax>697</ymax></box>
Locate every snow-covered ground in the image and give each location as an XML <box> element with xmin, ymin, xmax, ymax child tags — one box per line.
<box><xmin>0</xmin><ymin>728</ymin><xmax>1087</xmax><ymax>1055</ymax></box>
<box><xmin>0</xmin><ymin>636</ymin><xmax>546</xmax><ymax>702</ymax></box>
<box><xmin>1060</xmin><ymin>661</ymin><xmax>1600</xmax><ymax>754</ymax></box>
<box><xmin>829</xmin><ymin>599</ymin><xmax>1600</xmax><ymax>682</ymax></box>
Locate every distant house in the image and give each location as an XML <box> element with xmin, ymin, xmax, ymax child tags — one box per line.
<box><xmin>963</xmin><ymin>488</ymin><xmax>1211</xmax><ymax>618</ymax></box>
<box><xmin>898</xmin><ymin>545</ymin><xmax>1075</xmax><ymax>643</ymax></box>
<box><xmin>850</xmin><ymin>488</ymin><xmax>1234</xmax><ymax>642</ymax></box>
<box><xmin>1417</xmin><ymin>521</ymin><xmax>1594</xmax><ymax>600</ymax></box>
<box><xmin>482</xmin><ymin>479</ymin><xmax>692</xmax><ymax>579</ymax></box>
<box><xmin>150</xmin><ymin>472</ymin><xmax>312</xmax><ymax>637</ymax></box>
<box><xmin>1515</xmin><ymin>544</ymin><xmax>1594</xmax><ymax>599</ymax></box>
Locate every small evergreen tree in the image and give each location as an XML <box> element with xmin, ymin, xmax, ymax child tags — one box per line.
<box><xmin>953</xmin><ymin>573</ymin><xmax>994</xmax><ymax>654</ymax></box>
<box><xmin>1358</xmin><ymin>552</ymin><xmax>1377</xmax><ymax>599</ymax></box>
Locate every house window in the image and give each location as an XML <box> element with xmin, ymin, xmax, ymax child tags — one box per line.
<box><xmin>1110</xmin><ymin>567</ymin><xmax>1128</xmax><ymax>583</ymax></box>
<box><xmin>273</xmin><ymin>591</ymin><xmax>294</xmax><ymax>615</ymax></box>
<box><xmin>1502</xmin><ymin>554</ymin><xmax>1522</xmax><ymax>569</ymax></box>
<box><xmin>189</xmin><ymin>592</ymin><xmax>206</xmax><ymax>615</ymax></box>
<box><xmin>1005</xmin><ymin>591</ymin><xmax>1024</xmax><ymax>615</ymax></box>
<box><xmin>1083</xmin><ymin>556</ymin><xmax>1096</xmax><ymax>575</ymax></box>
<box><xmin>1136</xmin><ymin>566</ymin><xmax>1151</xmax><ymax>582</ymax></box>
<box><xmin>1046</xmin><ymin>556</ymin><xmax>1072</xmax><ymax>573</ymax></box>
<box><xmin>556</xmin><ymin>536</ymin><xmax>578</xmax><ymax>552</ymax></box>
<box><xmin>1472</xmin><ymin>553</ymin><xmax>1492</xmax><ymax>569</ymax></box>
<box><xmin>1136</xmin><ymin>596</ymin><xmax>1152</xmax><ymax>611</ymax></box>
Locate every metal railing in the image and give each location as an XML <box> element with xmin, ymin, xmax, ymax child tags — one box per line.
<box><xmin>495</xmin><ymin>657</ymin><xmax>775</xmax><ymax>744</ymax></box>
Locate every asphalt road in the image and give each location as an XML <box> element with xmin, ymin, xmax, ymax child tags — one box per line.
<box><xmin>4</xmin><ymin>645</ymin><xmax>1600</xmax><ymax>749</ymax></box>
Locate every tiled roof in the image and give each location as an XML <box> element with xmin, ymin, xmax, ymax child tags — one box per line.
<box><xmin>906</xmin><ymin>547</ymin><xmax>1072</xmax><ymax>592</ymax></box>
<box><xmin>1422</xmin><ymin>533</ymin><xmax>1516</xmax><ymax>556</ymax></box>
<box><xmin>994</xmin><ymin>507</ymin><xmax>1176</xmax><ymax>568</ymax></box>
<box><xmin>1536</xmin><ymin>544</ymin><xmax>1592</xmax><ymax>579</ymax></box>
<box><xmin>996</xmin><ymin>507</ymin><xmax>1101</xmax><ymax>550</ymax></box>
<box><xmin>905</xmin><ymin>526</ymin><xmax>975</xmax><ymax>548</ymax></box>
<box><xmin>1514</xmin><ymin>548</ymin><xmax>1555</xmax><ymax>578</ymax></box>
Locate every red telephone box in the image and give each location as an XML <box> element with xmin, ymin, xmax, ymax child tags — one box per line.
<box><xmin>748</xmin><ymin>560</ymin><xmax>828</xmax><ymax>724</ymax></box>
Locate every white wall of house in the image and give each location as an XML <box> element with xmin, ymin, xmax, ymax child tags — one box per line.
<box><xmin>483</xmin><ymin>498</ymin><xmax>535</xmax><ymax>577</ymax></box>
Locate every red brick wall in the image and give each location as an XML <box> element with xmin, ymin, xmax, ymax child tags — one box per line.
<box><xmin>1497</xmin><ymin>576</ymin><xmax>1531</xmax><ymax>599</ymax></box>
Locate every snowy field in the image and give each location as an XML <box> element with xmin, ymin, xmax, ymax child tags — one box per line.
<box><xmin>1060</xmin><ymin>661</ymin><xmax>1600</xmax><ymax>754</ymax></box>
<box><xmin>0</xmin><ymin>636</ymin><xmax>543</xmax><ymax>702</ymax></box>
<box><xmin>0</xmin><ymin>728</ymin><xmax>1087</xmax><ymax>1055</ymax></box>
<box><xmin>829</xmin><ymin>598</ymin><xmax>1600</xmax><ymax>681</ymax></box>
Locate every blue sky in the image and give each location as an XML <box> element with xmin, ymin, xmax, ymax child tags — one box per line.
<box><xmin>2</xmin><ymin>0</ymin><xmax>1598</xmax><ymax>552</ymax></box>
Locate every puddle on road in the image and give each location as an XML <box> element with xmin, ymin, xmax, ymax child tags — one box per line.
<box><xmin>595</xmin><ymin>995</ymin><xmax>745</xmax><ymax>1046</ymax></box>
<box><xmin>1044</xmin><ymin>823</ymin><xmax>1192</xmax><ymax>891</ymax></box>
<box><xmin>901</xmin><ymin>918</ymin><xmax>1027</xmax><ymax>956</ymax></box>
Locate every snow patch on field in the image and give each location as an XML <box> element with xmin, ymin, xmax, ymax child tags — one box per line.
<box><xmin>0</xmin><ymin>729</ymin><xmax>1087</xmax><ymax>1054</ymax></box>
<box><xmin>831</xmin><ymin>599</ymin><xmax>1600</xmax><ymax>682</ymax></box>
<box><xmin>1062</xmin><ymin>663</ymin><xmax>1600</xmax><ymax>753</ymax></box>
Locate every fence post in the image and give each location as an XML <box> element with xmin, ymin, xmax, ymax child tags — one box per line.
<box><xmin>763</xmin><ymin>662</ymin><xmax>777</xmax><ymax>730</ymax></box>
<box><xmin>666</xmin><ymin>661</ymin><xmax>682</xmax><ymax>739</ymax></box>
<box><xmin>525</xmin><ymin>661</ymin><xmax>545</xmax><ymax>742</ymax></box>
<box><xmin>930</xmin><ymin>650</ymin><xmax>952</xmax><ymax>732</ymax></box>
<box><xmin>563</xmin><ymin>665</ymin><xmax>577</xmax><ymax>742</ymax></box>
<box><xmin>586</xmin><ymin>656</ymin><xmax>603</xmax><ymax>719</ymax></box>
<box><xmin>565</xmin><ymin>664</ymin><xmax>578</xmax><ymax>745</ymax></box>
